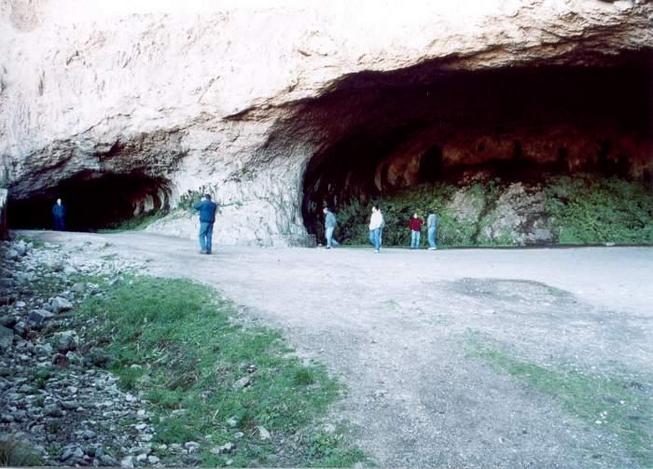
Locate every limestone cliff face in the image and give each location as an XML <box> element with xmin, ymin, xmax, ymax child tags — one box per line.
<box><xmin>1</xmin><ymin>0</ymin><xmax>651</xmax><ymax>244</ymax></box>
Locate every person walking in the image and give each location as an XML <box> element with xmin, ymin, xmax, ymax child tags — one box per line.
<box><xmin>368</xmin><ymin>205</ymin><xmax>384</xmax><ymax>253</ymax></box>
<box><xmin>408</xmin><ymin>212</ymin><xmax>423</xmax><ymax>249</ymax></box>
<box><xmin>52</xmin><ymin>198</ymin><xmax>66</xmax><ymax>231</ymax></box>
<box><xmin>323</xmin><ymin>207</ymin><xmax>339</xmax><ymax>249</ymax></box>
<box><xmin>427</xmin><ymin>212</ymin><xmax>438</xmax><ymax>250</ymax></box>
<box><xmin>193</xmin><ymin>194</ymin><xmax>218</xmax><ymax>254</ymax></box>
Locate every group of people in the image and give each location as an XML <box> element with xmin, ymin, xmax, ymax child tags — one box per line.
<box><xmin>49</xmin><ymin>193</ymin><xmax>437</xmax><ymax>255</ymax></box>
<box><xmin>322</xmin><ymin>205</ymin><xmax>439</xmax><ymax>253</ymax></box>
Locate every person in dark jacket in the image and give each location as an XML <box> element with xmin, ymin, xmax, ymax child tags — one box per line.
<box><xmin>52</xmin><ymin>198</ymin><xmax>66</xmax><ymax>231</ymax></box>
<box><xmin>193</xmin><ymin>194</ymin><xmax>218</xmax><ymax>254</ymax></box>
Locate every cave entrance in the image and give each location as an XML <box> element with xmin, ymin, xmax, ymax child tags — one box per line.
<box><xmin>8</xmin><ymin>172</ymin><xmax>170</xmax><ymax>231</ymax></box>
<box><xmin>298</xmin><ymin>52</ymin><xmax>652</xmax><ymax>237</ymax></box>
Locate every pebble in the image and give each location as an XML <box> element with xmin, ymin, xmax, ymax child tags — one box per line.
<box><xmin>184</xmin><ymin>441</ymin><xmax>200</xmax><ymax>452</ymax></box>
<box><xmin>257</xmin><ymin>426</ymin><xmax>271</xmax><ymax>440</ymax></box>
<box><xmin>233</xmin><ymin>376</ymin><xmax>252</xmax><ymax>389</ymax></box>
<box><xmin>50</xmin><ymin>296</ymin><xmax>73</xmax><ymax>314</ymax></box>
<box><xmin>211</xmin><ymin>442</ymin><xmax>235</xmax><ymax>454</ymax></box>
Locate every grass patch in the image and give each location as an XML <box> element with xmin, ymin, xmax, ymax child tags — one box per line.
<box><xmin>98</xmin><ymin>211</ymin><xmax>168</xmax><ymax>233</ymax></box>
<box><xmin>466</xmin><ymin>334</ymin><xmax>652</xmax><ymax>466</ymax></box>
<box><xmin>0</xmin><ymin>437</ymin><xmax>43</xmax><ymax>466</ymax></box>
<box><xmin>76</xmin><ymin>275</ymin><xmax>366</xmax><ymax>467</ymax></box>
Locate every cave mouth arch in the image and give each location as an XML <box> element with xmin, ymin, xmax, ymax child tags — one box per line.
<box><xmin>298</xmin><ymin>52</ymin><xmax>653</xmax><ymax>238</ymax></box>
<box><xmin>8</xmin><ymin>172</ymin><xmax>170</xmax><ymax>231</ymax></box>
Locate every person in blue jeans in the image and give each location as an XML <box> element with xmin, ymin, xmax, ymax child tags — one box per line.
<box><xmin>427</xmin><ymin>212</ymin><xmax>438</xmax><ymax>250</ymax></box>
<box><xmin>323</xmin><ymin>207</ymin><xmax>339</xmax><ymax>249</ymax></box>
<box><xmin>193</xmin><ymin>194</ymin><xmax>218</xmax><ymax>254</ymax></box>
<box><xmin>408</xmin><ymin>213</ymin><xmax>423</xmax><ymax>249</ymax></box>
<box><xmin>368</xmin><ymin>205</ymin><xmax>384</xmax><ymax>253</ymax></box>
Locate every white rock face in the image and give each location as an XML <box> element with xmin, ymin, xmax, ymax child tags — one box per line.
<box><xmin>0</xmin><ymin>0</ymin><xmax>651</xmax><ymax>244</ymax></box>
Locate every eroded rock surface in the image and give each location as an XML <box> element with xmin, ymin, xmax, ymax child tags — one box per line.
<box><xmin>1</xmin><ymin>1</ymin><xmax>652</xmax><ymax>243</ymax></box>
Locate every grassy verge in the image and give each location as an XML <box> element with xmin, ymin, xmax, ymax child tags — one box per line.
<box><xmin>466</xmin><ymin>335</ymin><xmax>652</xmax><ymax>466</ymax></box>
<box><xmin>77</xmin><ymin>276</ymin><xmax>366</xmax><ymax>467</ymax></box>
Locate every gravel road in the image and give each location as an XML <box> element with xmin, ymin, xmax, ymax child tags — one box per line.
<box><xmin>23</xmin><ymin>231</ymin><xmax>653</xmax><ymax>468</ymax></box>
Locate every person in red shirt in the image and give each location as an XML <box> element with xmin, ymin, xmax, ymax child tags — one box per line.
<box><xmin>409</xmin><ymin>213</ymin><xmax>423</xmax><ymax>249</ymax></box>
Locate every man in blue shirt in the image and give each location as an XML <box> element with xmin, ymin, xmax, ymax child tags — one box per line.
<box><xmin>193</xmin><ymin>194</ymin><xmax>218</xmax><ymax>254</ymax></box>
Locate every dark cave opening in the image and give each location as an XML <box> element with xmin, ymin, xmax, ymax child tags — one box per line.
<box><xmin>298</xmin><ymin>53</ymin><xmax>653</xmax><ymax>236</ymax></box>
<box><xmin>8</xmin><ymin>172</ymin><xmax>170</xmax><ymax>231</ymax></box>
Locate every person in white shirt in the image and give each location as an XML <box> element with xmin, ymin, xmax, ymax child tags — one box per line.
<box><xmin>368</xmin><ymin>205</ymin><xmax>384</xmax><ymax>253</ymax></box>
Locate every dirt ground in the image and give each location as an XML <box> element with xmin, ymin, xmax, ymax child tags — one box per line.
<box><xmin>21</xmin><ymin>230</ymin><xmax>653</xmax><ymax>468</ymax></box>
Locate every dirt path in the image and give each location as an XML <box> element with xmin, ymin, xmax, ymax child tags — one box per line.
<box><xmin>22</xmin><ymin>230</ymin><xmax>653</xmax><ymax>468</ymax></box>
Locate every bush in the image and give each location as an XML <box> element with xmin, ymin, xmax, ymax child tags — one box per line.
<box><xmin>545</xmin><ymin>176</ymin><xmax>653</xmax><ymax>244</ymax></box>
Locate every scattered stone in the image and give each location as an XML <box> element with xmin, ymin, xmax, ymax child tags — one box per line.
<box><xmin>120</xmin><ymin>455</ymin><xmax>134</xmax><ymax>468</ymax></box>
<box><xmin>233</xmin><ymin>376</ymin><xmax>252</xmax><ymax>390</ymax></box>
<box><xmin>50</xmin><ymin>296</ymin><xmax>73</xmax><ymax>313</ymax></box>
<box><xmin>72</xmin><ymin>282</ymin><xmax>87</xmax><ymax>294</ymax></box>
<box><xmin>135</xmin><ymin>453</ymin><xmax>148</xmax><ymax>462</ymax></box>
<box><xmin>226</xmin><ymin>416</ymin><xmax>238</xmax><ymax>427</ymax></box>
<box><xmin>211</xmin><ymin>442</ymin><xmax>235</xmax><ymax>454</ymax></box>
<box><xmin>147</xmin><ymin>455</ymin><xmax>160</xmax><ymax>464</ymax></box>
<box><xmin>257</xmin><ymin>426</ymin><xmax>271</xmax><ymax>441</ymax></box>
<box><xmin>60</xmin><ymin>445</ymin><xmax>84</xmax><ymax>461</ymax></box>
<box><xmin>0</xmin><ymin>315</ymin><xmax>16</xmax><ymax>328</ymax></box>
<box><xmin>44</xmin><ymin>403</ymin><xmax>63</xmax><ymax>417</ymax></box>
<box><xmin>52</xmin><ymin>353</ymin><xmax>70</xmax><ymax>368</ymax></box>
<box><xmin>184</xmin><ymin>441</ymin><xmax>200</xmax><ymax>453</ymax></box>
<box><xmin>0</xmin><ymin>325</ymin><xmax>13</xmax><ymax>351</ymax></box>
<box><xmin>322</xmin><ymin>423</ymin><xmax>336</xmax><ymax>434</ymax></box>
<box><xmin>5</xmin><ymin>248</ymin><xmax>19</xmax><ymax>260</ymax></box>
<box><xmin>28</xmin><ymin>309</ymin><xmax>54</xmax><ymax>326</ymax></box>
<box><xmin>54</xmin><ymin>330</ymin><xmax>78</xmax><ymax>353</ymax></box>
<box><xmin>14</xmin><ymin>241</ymin><xmax>28</xmax><ymax>256</ymax></box>
<box><xmin>100</xmin><ymin>454</ymin><xmax>119</xmax><ymax>466</ymax></box>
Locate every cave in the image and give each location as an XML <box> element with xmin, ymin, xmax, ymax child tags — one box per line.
<box><xmin>297</xmin><ymin>52</ymin><xmax>653</xmax><ymax>237</ymax></box>
<box><xmin>8</xmin><ymin>172</ymin><xmax>170</xmax><ymax>231</ymax></box>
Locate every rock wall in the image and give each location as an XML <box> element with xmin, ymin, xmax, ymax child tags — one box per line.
<box><xmin>1</xmin><ymin>0</ymin><xmax>652</xmax><ymax>244</ymax></box>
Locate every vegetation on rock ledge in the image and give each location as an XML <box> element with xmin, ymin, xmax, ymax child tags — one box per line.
<box><xmin>331</xmin><ymin>176</ymin><xmax>653</xmax><ymax>247</ymax></box>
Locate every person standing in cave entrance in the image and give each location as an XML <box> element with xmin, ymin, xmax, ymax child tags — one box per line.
<box><xmin>193</xmin><ymin>194</ymin><xmax>218</xmax><ymax>254</ymax></box>
<box><xmin>368</xmin><ymin>205</ymin><xmax>384</xmax><ymax>253</ymax></box>
<box><xmin>52</xmin><ymin>198</ymin><xmax>66</xmax><ymax>231</ymax></box>
<box><xmin>323</xmin><ymin>206</ymin><xmax>339</xmax><ymax>249</ymax></box>
<box><xmin>408</xmin><ymin>212</ymin><xmax>424</xmax><ymax>249</ymax></box>
<box><xmin>427</xmin><ymin>212</ymin><xmax>439</xmax><ymax>250</ymax></box>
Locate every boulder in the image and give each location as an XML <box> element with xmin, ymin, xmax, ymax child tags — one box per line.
<box><xmin>27</xmin><ymin>309</ymin><xmax>55</xmax><ymax>326</ymax></box>
<box><xmin>49</xmin><ymin>297</ymin><xmax>73</xmax><ymax>314</ymax></box>
<box><xmin>53</xmin><ymin>331</ymin><xmax>78</xmax><ymax>353</ymax></box>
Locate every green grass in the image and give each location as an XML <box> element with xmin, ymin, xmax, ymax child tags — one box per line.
<box><xmin>545</xmin><ymin>176</ymin><xmax>653</xmax><ymax>244</ymax></box>
<box><xmin>76</xmin><ymin>276</ymin><xmax>366</xmax><ymax>467</ymax></box>
<box><xmin>466</xmin><ymin>335</ymin><xmax>652</xmax><ymax>466</ymax></box>
<box><xmin>98</xmin><ymin>211</ymin><xmax>168</xmax><ymax>233</ymax></box>
<box><xmin>0</xmin><ymin>438</ymin><xmax>43</xmax><ymax>466</ymax></box>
